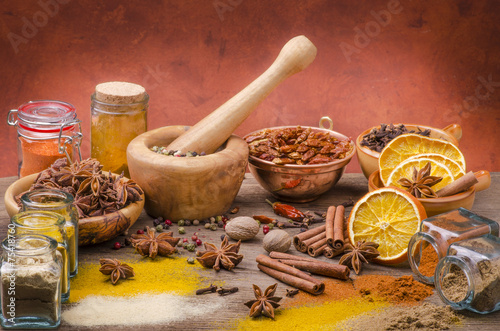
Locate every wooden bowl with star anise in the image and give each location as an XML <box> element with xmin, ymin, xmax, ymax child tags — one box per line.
<box><xmin>4</xmin><ymin>171</ymin><xmax>145</xmax><ymax>246</ymax></box>
<box><xmin>368</xmin><ymin>170</ymin><xmax>490</xmax><ymax>217</ymax></box>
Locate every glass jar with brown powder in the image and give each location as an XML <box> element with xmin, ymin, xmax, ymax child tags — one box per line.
<box><xmin>435</xmin><ymin>234</ymin><xmax>500</xmax><ymax>314</ymax></box>
<box><xmin>408</xmin><ymin>208</ymin><xmax>499</xmax><ymax>284</ymax></box>
<box><xmin>0</xmin><ymin>234</ymin><xmax>62</xmax><ymax>329</ymax></box>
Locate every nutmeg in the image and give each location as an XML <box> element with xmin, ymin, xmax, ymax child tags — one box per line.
<box><xmin>224</xmin><ymin>216</ymin><xmax>260</xmax><ymax>241</ymax></box>
<box><xmin>262</xmin><ymin>229</ymin><xmax>292</xmax><ymax>253</ymax></box>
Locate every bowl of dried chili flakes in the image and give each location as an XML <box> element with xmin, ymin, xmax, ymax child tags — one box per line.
<box><xmin>244</xmin><ymin>120</ymin><xmax>354</xmax><ymax>203</ymax></box>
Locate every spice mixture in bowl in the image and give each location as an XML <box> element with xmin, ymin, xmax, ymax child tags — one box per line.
<box><xmin>356</xmin><ymin>123</ymin><xmax>462</xmax><ymax>179</ymax></box>
<box><xmin>244</xmin><ymin>125</ymin><xmax>355</xmax><ymax>203</ymax></box>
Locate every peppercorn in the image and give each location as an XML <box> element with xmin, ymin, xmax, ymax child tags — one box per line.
<box><xmin>185</xmin><ymin>220</ymin><xmax>192</xmax><ymax>226</ymax></box>
<box><xmin>205</xmin><ymin>223</ymin><xmax>211</xmax><ymax>229</ymax></box>
<box><xmin>165</xmin><ymin>219</ymin><xmax>173</xmax><ymax>226</ymax></box>
<box><xmin>187</xmin><ymin>257</ymin><xmax>195</xmax><ymax>264</ymax></box>
<box><xmin>153</xmin><ymin>218</ymin><xmax>161</xmax><ymax>227</ymax></box>
<box><xmin>263</xmin><ymin>225</ymin><xmax>270</xmax><ymax>234</ymax></box>
<box><xmin>195</xmin><ymin>239</ymin><xmax>202</xmax><ymax>246</ymax></box>
<box><xmin>216</xmin><ymin>215</ymin><xmax>222</xmax><ymax>223</ymax></box>
<box><xmin>157</xmin><ymin>216</ymin><xmax>164</xmax><ymax>223</ymax></box>
<box><xmin>183</xmin><ymin>242</ymin><xmax>189</xmax><ymax>249</ymax></box>
<box><xmin>210</xmin><ymin>217</ymin><xmax>216</xmax><ymax>224</ymax></box>
<box><xmin>155</xmin><ymin>224</ymin><xmax>163</xmax><ymax>232</ymax></box>
<box><xmin>183</xmin><ymin>238</ymin><xmax>188</xmax><ymax>243</ymax></box>
<box><xmin>163</xmin><ymin>223</ymin><xmax>170</xmax><ymax>230</ymax></box>
<box><xmin>217</xmin><ymin>221</ymin><xmax>224</xmax><ymax>228</ymax></box>
<box><xmin>177</xmin><ymin>241</ymin><xmax>183</xmax><ymax>247</ymax></box>
<box><xmin>192</xmin><ymin>235</ymin><xmax>198</xmax><ymax>241</ymax></box>
<box><xmin>137</xmin><ymin>229</ymin><xmax>144</xmax><ymax>235</ymax></box>
<box><xmin>221</xmin><ymin>234</ymin><xmax>227</xmax><ymax>241</ymax></box>
<box><xmin>178</xmin><ymin>220</ymin><xmax>185</xmax><ymax>227</ymax></box>
<box><xmin>268</xmin><ymin>223</ymin><xmax>274</xmax><ymax>230</ymax></box>
<box><xmin>186</xmin><ymin>243</ymin><xmax>196</xmax><ymax>252</ymax></box>
<box><xmin>178</xmin><ymin>227</ymin><xmax>186</xmax><ymax>234</ymax></box>
<box><xmin>210</xmin><ymin>224</ymin><xmax>218</xmax><ymax>231</ymax></box>
<box><xmin>113</xmin><ymin>242</ymin><xmax>121</xmax><ymax>250</ymax></box>
<box><xmin>193</xmin><ymin>220</ymin><xmax>200</xmax><ymax>226</ymax></box>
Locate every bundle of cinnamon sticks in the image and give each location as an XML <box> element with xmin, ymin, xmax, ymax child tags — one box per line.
<box><xmin>293</xmin><ymin>205</ymin><xmax>348</xmax><ymax>258</ymax></box>
<box><xmin>256</xmin><ymin>252</ymin><xmax>350</xmax><ymax>295</ymax></box>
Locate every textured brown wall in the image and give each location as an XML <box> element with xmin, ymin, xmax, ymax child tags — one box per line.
<box><xmin>1</xmin><ymin>0</ymin><xmax>499</xmax><ymax>177</ymax></box>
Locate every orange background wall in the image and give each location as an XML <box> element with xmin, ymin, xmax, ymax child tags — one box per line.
<box><xmin>1</xmin><ymin>0</ymin><xmax>499</xmax><ymax>177</ymax></box>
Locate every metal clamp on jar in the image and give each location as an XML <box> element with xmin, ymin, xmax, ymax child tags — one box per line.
<box><xmin>7</xmin><ymin>100</ymin><xmax>82</xmax><ymax>177</ymax></box>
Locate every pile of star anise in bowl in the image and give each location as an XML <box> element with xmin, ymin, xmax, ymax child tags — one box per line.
<box><xmin>4</xmin><ymin>158</ymin><xmax>145</xmax><ymax>246</ymax></box>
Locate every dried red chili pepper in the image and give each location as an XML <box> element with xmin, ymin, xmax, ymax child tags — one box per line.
<box><xmin>252</xmin><ymin>215</ymin><xmax>276</xmax><ymax>224</ymax></box>
<box><xmin>265</xmin><ymin>199</ymin><xmax>305</xmax><ymax>221</ymax></box>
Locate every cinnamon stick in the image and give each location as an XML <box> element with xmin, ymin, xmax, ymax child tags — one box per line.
<box><xmin>325</xmin><ymin>206</ymin><xmax>336</xmax><ymax>249</ymax></box>
<box><xmin>436</xmin><ymin>171</ymin><xmax>478</xmax><ymax>197</ymax></box>
<box><xmin>332</xmin><ymin>205</ymin><xmax>345</xmax><ymax>250</ymax></box>
<box><xmin>256</xmin><ymin>254</ymin><xmax>325</xmax><ymax>295</ymax></box>
<box><xmin>269</xmin><ymin>252</ymin><xmax>350</xmax><ymax>280</ymax></box>
<box><xmin>307</xmin><ymin>239</ymin><xmax>328</xmax><ymax>257</ymax></box>
<box><xmin>301</xmin><ymin>232</ymin><xmax>326</xmax><ymax>252</ymax></box>
<box><xmin>324</xmin><ymin>246</ymin><xmax>344</xmax><ymax>259</ymax></box>
<box><xmin>293</xmin><ymin>224</ymin><xmax>326</xmax><ymax>251</ymax></box>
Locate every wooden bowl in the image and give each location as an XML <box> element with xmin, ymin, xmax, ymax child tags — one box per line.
<box><xmin>356</xmin><ymin>124</ymin><xmax>462</xmax><ymax>179</ymax></box>
<box><xmin>4</xmin><ymin>173</ymin><xmax>145</xmax><ymax>246</ymax></box>
<box><xmin>126</xmin><ymin>125</ymin><xmax>248</xmax><ymax>221</ymax></box>
<box><xmin>368</xmin><ymin>170</ymin><xmax>490</xmax><ymax>217</ymax></box>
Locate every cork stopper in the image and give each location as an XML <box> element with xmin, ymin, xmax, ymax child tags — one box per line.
<box><xmin>95</xmin><ymin>81</ymin><xmax>146</xmax><ymax>104</ymax></box>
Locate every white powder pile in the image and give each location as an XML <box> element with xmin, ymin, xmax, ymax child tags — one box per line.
<box><xmin>62</xmin><ymin>293</ymin><xmax>225</xmax><ymax>327</ymax></box>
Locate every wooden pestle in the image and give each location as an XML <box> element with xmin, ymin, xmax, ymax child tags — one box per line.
<box><xmin>166</xmin><ymin>35</ymin><xmax>317</xmax><ymax>154</ymax></box>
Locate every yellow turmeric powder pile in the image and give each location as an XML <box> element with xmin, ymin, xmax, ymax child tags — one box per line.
<box><xmin>234</xmin><ymin>297</ymin><xmax>388</xmax><ymax>331</ymax></box>
<box><xmin>69</xmin><ymin>255</ymin><xmax>213</xmax><ymax>303</ymax></box>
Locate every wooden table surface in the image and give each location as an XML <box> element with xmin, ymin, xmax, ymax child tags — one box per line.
<box><xmin>1</xmin><ymin>173</ymin><xmax>499</xmax><ymax>330</ymax></box>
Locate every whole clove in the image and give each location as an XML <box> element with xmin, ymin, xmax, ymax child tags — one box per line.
<box><xmin>217</xmin><ymin>287</ymin><xmax>239</xmax><ymax>296</ymax></box>
<box><xmin>361</xmin><ymin>123</ymin><xmax>430</xmax><ymax>152</ymax></box>
<box><xmin>196</xmin><ymin>284</ymin><xmax>217</xmax><ymax>295</ymax></box>
<box><xmin>286</xmin><ymin>288</ymin><xmax>300</xmax><ymax>297</ymax></box>
<box><xmin>340</xmin><ymin>198</ymin><xmax>355</xmax><ymax>208</ymax></box>
<box><xmin>277</xmin><ymin>221</ymin><xmax>307</xmax><ymax>229</ymax></box>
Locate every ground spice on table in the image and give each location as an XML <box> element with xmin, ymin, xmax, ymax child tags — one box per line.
<box><xmin>63</xmin><ymin>293</ymin><xmax>226</xmax><ymax>327</ymax></box>
<box><xmin>354</xmin><ymin>275</ymin><xmax>434</xmax><ymax>304</ymax></box>
<box><xmin>69</xmin><ymin>255</ymin><xmax>213</xmax><ymax>302</ymax></box>
<box><xmin>235</xmin><ymin>297</ymin><xmax>387</xmax><ymax>331</ymax></box>
<box><xmin>337</xmin><ymin>302</ymin><xmax>463</xmax><ymax>331</ymax></box>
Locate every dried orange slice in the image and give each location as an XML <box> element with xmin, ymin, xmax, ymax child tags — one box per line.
<box><xmin>379</xmin><ymin>134</ymin><xmax>465</xmax><ymax>186</ymax></box>
<box><xmin>406</xmin><ymin>153</ymin><xmax>465</xmax><ymax>179</ymax></box>
<box><xmin>386</xmin><ymin>158</ymin><xmax>455</xmax><ymax>194</ymax></box>
<box><xmin>348</xmin><ymin>187</ymin><xmax>427</xmax><ymax>265</ymax></box>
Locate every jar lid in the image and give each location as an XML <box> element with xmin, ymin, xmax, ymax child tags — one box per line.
<box><xmin>17</xmin><ymin>100</ymin><xmax>77</xmax><ymax>131</ymax></box>
<box><xmin>95</xmin><ymin>81</ymin><xmax>146</xmax><ymax>104</ymax></box>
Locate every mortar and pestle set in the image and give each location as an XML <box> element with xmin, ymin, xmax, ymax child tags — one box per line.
<box><xmin>127</xmin><ymin>35</ymin><xmax>354</xmax><ymax>221</ymax></box>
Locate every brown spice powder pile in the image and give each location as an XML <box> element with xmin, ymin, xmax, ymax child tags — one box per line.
<box><xmin>354</xmin><ymin>275</ymin><xmax>434</xmax><ymax>304</ymax></box>
<box><xmin>338</xmin><ymin>302</ymin><xmax>463</xmax><ymax>331</ymax></box>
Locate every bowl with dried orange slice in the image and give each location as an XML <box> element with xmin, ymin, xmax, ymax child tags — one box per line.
<box><xmin>368</xmin><ymin>134</ymin><xmax>490</xmax><ymax>216</ymax></box>
<box><xmin>356</xmin><ymin>123</ymin><xmax>462</xmax><ymax>178</ymax></box>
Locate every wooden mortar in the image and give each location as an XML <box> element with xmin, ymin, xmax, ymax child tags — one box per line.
<box><xmin>127</xmin><ymin>126</ymin><xmax>248</xmax><ymax>221</ymax></box>
<box><xmin>166</xmin><ymin>35</ymin><xmax>317</xmax><ymax>154</ymax></box>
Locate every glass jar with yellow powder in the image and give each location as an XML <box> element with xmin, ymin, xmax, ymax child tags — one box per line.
<box><xmin>91</xmin><ymin>81</ymin><xmax>148</xmax><ymax>177</ymax></box>
<box><xmin>20</xmin><ymin>189</ymin><xmax>78</xmax><ymax>278</ymax></box>
<box><xmin>10</xmin><ymin>211</ymin><xmax>70</xmax><ymax>302</ymax></box>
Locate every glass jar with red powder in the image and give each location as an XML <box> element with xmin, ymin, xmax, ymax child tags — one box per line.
<box><xmin>7</xmin><ymin>100</ymin><xmax>82</xmax><ymax>177</ymax></box>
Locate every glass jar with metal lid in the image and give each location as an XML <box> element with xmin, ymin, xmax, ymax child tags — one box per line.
<box><xmin>20</xmin><ymin>189</ymin><xmax>79</xmax><ymax>278</ymax></box>
<box><xmin>7</xmin><ymin>100</ymin><xmax>82</xmax><ymax>177</ymax></box>
<box><xmin>10</xmin><ymin>211</ymin><xmax>70</xmax><ymax>302</ymax></box>
<box><xmin>0</xmin><ymin>234</ymin><xmax>63</xmax><ymax>329</ymax></box>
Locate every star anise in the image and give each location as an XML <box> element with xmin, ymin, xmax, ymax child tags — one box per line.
<box><xmin>397</xmin><ymin>162</ymin><xmax>443</xmax><ymax>198</ymax></box>
<box><xmin>99</xmin><ymin>258</ymin><xmax>135</xmax><ymax>285</ymax></box>
<box><xmin>130</xmin><ymin>226</ymin><xmax>180</xmax><ymax>259</ymax></box>
<box><xmin>196</xmin><ymin>236</ymin><xmax>243</xmax><ymax>271</ymax></box>
<box><xmin>339</xmin><ymin>240</ymin><xmax>380</xmax><ymax>275</ymax></box>
<box><xmin>244</xmin><ymin>283</ymin><xmax>282</xmax><ymax>319</ymax></box>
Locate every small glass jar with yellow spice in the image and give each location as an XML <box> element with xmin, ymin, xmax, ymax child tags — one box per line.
<box><xmin>10</xmin><ymin>211</ymin><xmax>70</xmax><ymax>302</ymax></box>
<box><xmin>91</xmin><ymin>81</ymin><xmax>148</xmax><ymax>177</ymax></box>
<box><xmin>20</xmin><ymin>189</ymin><xmax>79</xmax><ymax>278</ymax></box>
